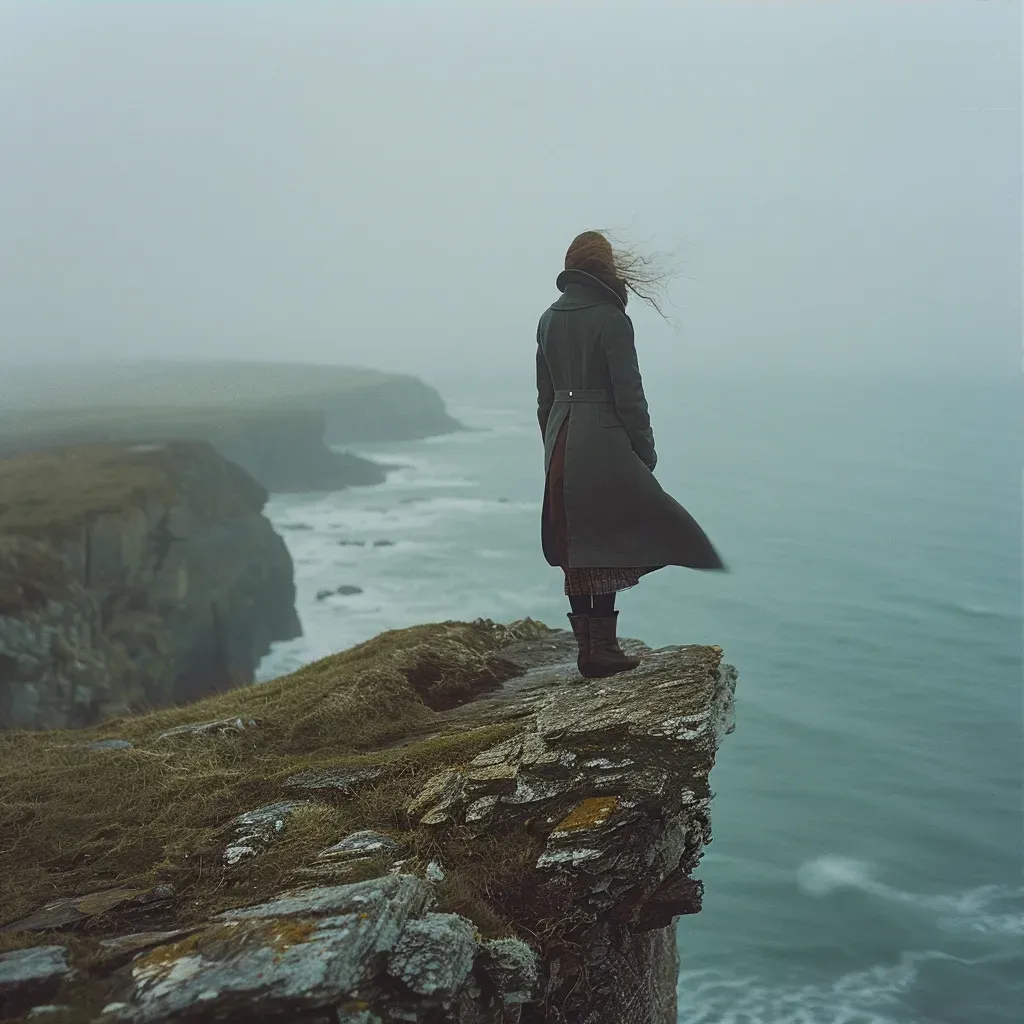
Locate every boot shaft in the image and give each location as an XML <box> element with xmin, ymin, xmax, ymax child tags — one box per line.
<box><xmin>586</xmin><ymin>611</ymin><xmax>641</xmax><ymax>677</ymax></box>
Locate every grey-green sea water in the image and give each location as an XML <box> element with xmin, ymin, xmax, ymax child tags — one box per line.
<box><xmin>259</xmin><ymin>369</ymin><xmax>1021</xmax><ymax>1024</ymax></box>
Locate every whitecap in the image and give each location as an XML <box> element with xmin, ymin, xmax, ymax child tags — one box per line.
<box><xmin>796</xmin><ymin>856</ymin><xmax>1024</xmax><ymax>940</ymax></box>
<box><xmin>676</xmin><ymin>949</ymin><xmax>989</xmax><ymax>1024</ymax></box>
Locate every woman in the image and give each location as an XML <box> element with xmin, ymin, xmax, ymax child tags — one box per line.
<box><xmin>537</xmin><ymin>230</ymin><xmax>726</xmax><ymax>678</ymax></box>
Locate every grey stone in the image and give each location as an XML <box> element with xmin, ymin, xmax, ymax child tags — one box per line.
<box><xmin>284</xmin><ymin>765</ymin><xmax>384</xmax><ymax>793</ymax></box>
<box><xmin>0</xmin><ymin>946</ymin><xmax>73</xmax><ymax>1018</ymax></box>
<box><xmin>480</xmin><ymin>938</ymin><xmax>540</xmax><ymax>1005</ymax></box>
<box><xmin>317</xmin><ymin>831</ymin><xmax>401</xmax><ymax>865</ymax></box>
<box><xmin>157</xmin><ymin>716</ymin><xmax>260</xmax><ymax>742</ymax></box>
<box><xmin>215</xmin><ymin>875</ymin><xmax>433</xmax><ymax>923</ymax></box>
<box><xmin>103</xmin><ymin>877</ymin><xmax>441</xmax><ymax>1022</ymax></box>
<box><xmin>86</xmin><ymin>739</ymin><xmax>134</xmax><ymax>751</ymax></box>
<box><xmin>386</xmin><ymin>913</ymin><xmax>477</xmax><ymax>997</ymax></box>
<box><xmin>98</xmin><ymin>931</ymin><xmax>190</xmax><ymax>957</ymax></box>
<box><xmin>1</xmin><ymin>887</ymin><xmax>149</xmax><ymax>933</ymax></box>
<box><xmin>224</xmin><ymin>801</ymin><xmax>307</xmax><ymax>866</ymax></box>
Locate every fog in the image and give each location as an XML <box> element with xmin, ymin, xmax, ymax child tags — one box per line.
<box><xmin>0</xmin><ymin>1</ymin><xmax>1019</xmax><ymax>386</ymax></box>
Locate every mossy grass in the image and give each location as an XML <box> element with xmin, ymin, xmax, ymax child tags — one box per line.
<box><xmin>0</xmin><ymin>444</ymin><xmax>183</xmax><ymax>535</ymax></box>
<box><xmin>0</xmin><ymin>620</ymin><xmax>544</xmax><ymax>945</ymax></box>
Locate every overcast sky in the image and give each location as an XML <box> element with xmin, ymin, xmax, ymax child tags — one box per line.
<box><xmin>0</xmin><ymin>1</ymin><xmax>1019</xmax><ymax>384</ymax></box>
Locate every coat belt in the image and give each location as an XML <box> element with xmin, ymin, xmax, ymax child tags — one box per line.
<box><xmin>553</xmin><ymin>389</ymin><xmax>614</xmax><ymax>403</ymax></box>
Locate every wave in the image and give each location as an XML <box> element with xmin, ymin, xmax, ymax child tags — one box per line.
<box><xmin>676</xmin><ymin>948</ymin><xmax>1010</xmax><ymax>1024</ymax></box>
<box><xmin>796</xmin><ymin>856</ymin><xmax>1024</xmax><ymax>939</ymax></box>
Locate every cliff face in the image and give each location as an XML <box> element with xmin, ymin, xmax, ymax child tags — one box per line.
<box><xmin>0</xmin><ymin>442</ymin><xmax>301</xmax><ymax>729</ymax></box>
<box><xmin>0</xmin><ymin>619</ymin><xmax>736</xmax><ymax>1022</ymax></box>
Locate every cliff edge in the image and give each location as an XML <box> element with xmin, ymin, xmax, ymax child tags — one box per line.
<box><xmin>0</xmin><ymin>362</ymin><xmax>464</xmax><ymax>493</ymax></box>
<box><xmin>0</xmin><ymin>619</ymin><xmax>736</xmax><ymax>1023</ymax></box>
<box><xmin>0</xmin><ymin>442</ymin><xmax>301</xmax><ymax>729</ymax></box>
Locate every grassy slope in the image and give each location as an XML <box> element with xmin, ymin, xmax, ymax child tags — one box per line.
<box><xmin>0</xmin><ymin>445</ymin><xmax>180</xmax><ymax>536</ymax></box>
<box><xmin>0</xmin><ymin>620</ymin><xmax>552</xmax><ymax>948</ymax></box>
<box><xmin>0</xmin><ymin>442</ymin><xmax>261</xmax><ymax>540</ymax></box>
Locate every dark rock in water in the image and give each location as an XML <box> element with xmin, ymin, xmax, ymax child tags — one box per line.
<box><xmin>372</xmin><ymin>540</ymin><xmax>395</xmax><ymax>548</ymax></box>
<box><xmin>315</xmin><ymin>585</ymin><xmax>364</xmax><ymax>601</ymax></box>
<box><xmin>0</xmin><ymin>946</ymin><xmax>73</xmax><ymax>1018</ymax></box>
<box><xmin>337</xmin><ymin>539</ymin><xmax>367</xmax><ymax>547</ymax></box>
<box><xmin>278</xmin><ymin>522</ymin><xmax>313</xmax><ymax>532</ymax></box>
<box><xmin>86</xmin><ymin>739</ymin><xmax>134</xmax><ymax>751</ymax></box>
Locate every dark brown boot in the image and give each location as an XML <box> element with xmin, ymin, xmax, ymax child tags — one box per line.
<box><xmin>586</xmin><ymin>611</ymin><xmax>641</xmax><ymax>677</ymax></box>
<box><xmin>566</xmin><ymin>613</ymin><xmax>591</xmax><ymax>676</ymax></box>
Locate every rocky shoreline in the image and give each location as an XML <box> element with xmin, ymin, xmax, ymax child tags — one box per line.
<box><xmin>0</xmin><ymin>619</ymin><xmax>737</xmax><ymax>1023</ymax></box>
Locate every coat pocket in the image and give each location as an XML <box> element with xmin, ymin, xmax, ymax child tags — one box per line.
<box><xmin>599</xmin><ymin>408</ymin><xmax>623</xmax><ymax>428</ymax></box>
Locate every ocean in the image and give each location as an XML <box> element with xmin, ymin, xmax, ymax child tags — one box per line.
<box><xmin>257</xmin><ymin>368</ymin><xmax>1022</xmax><ymax>1024</ymax></box>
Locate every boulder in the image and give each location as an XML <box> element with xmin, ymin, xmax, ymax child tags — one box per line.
<box><xmin>0</xmin><ymin>946</ymin><xmax>73</xmax><ymax>1018</ymax></box>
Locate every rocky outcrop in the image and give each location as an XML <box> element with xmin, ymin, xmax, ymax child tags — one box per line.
<box><xmin>0</xmin><ymin>619</ymin><xmax>736</xmax><ymax>1022</ymax></box>
<box><xmin>318</xmin><ymin>374</ymin><xmax>464</xmax><ymax>443</ymax></box>
<box><xmin>0</xmin><ymin>362</ymin><xmax>464</xmax><ymax>493</ymax></box>
<box><xmin>0</xmin><ymin>441</ymin><xmax>301</xmax><ymax>729</ymax></box>
<box><xmin>0</xmin><ymin>408</ymin><xmax>385</xmax><ymax>496</ymax></box>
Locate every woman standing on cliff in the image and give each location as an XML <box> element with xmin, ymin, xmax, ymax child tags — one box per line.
<box><xmin>537</xmin><ymin>230</ymin><xmax>726</xmax><ymax>678</ymax></box>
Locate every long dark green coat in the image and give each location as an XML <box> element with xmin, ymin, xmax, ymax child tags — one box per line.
<box><xmin>537</xmin><ymin>269</ymin><xmax>725</xmax><ymax>571</ymax></box>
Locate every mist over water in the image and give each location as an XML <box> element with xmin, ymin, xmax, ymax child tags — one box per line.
<box><xmin>259</xmin><ymin>369</ymin><xmax>1021</xmax><ymax>1024</ymax></box>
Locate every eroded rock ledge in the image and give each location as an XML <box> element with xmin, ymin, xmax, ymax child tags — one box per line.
<box><xmin>0</xmin><ymin>620</ymin><xmax>736</xmax><ymax>1023</ymax></box>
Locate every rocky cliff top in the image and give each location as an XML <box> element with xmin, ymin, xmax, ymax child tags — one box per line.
<box><xmin>0</xmin><ymin>361</ymin><xmax>462</xmax><ymax>443</ymax></box>
<box><xmin>0</xmin><ymin>619</ymin><xmax>736</xmax><ymax>1023</ymax></box>
<box><xmin>0</xmin><ymin>362</ymin><xmax>462</xmax><ymax>492</ymax></box>
<box><xmin>0</xmin><ymin>442</ymin><xmax>266</xmax><ymax>544</ymax></box>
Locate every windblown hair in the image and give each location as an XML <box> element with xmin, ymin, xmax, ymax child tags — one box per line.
<box><xmin>564</xmin><ymin>229</ymin><xmax>678</xmax><ymax>319</ymax></box>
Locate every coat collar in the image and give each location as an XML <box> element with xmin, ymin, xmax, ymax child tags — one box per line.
<box><xmin>553</xmin><ymin>269</ymin><xmax>627</xmax><ymax>311</ymax></box>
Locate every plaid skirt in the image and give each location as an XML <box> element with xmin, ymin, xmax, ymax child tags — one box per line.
<box><xmin>548</xmin><ymin>418</ymin><xmax>662</xmax><ymax>596</ymax></box>
<box><xmin>563</xmin><ymin>565</ymin><xmax>660</xmax><ymax>596</ymax></box>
